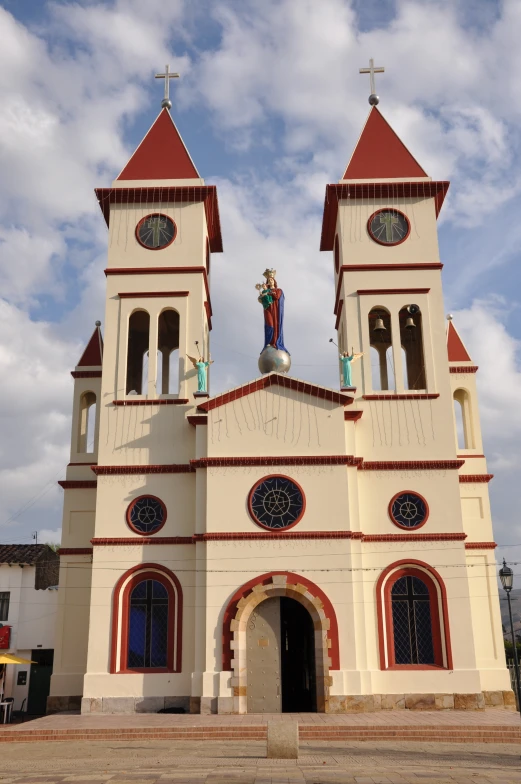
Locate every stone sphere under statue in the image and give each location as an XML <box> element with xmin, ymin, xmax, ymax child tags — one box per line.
<box><xmin>258</xmin><ymin>346</ymin><xmax>291</xmax><ymax>374</ymax></box>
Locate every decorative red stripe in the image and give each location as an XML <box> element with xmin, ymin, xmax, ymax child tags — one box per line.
<box><xmin>187</xmin><ymin>416</ymin><xmax>208</xmax><ymax>427</ymax></box>
<box><xmin>204</xmin><ymin>300</ymin><xmax>212</xmax><ymax>331</ymax></box>
<box><xmin>334</xmin><ymin>264</ymin><xmax>443</xmax><ymax>315</ymax></box>
<box><xmin>335</xmin><ymin>299</ymin><xmax>343</xmax><ymax>330</ymax></box>
<box><xmin>345</xmin><ymin>411</ymin><xmax>363</xmax><ymax>421</ymax></box>
<box><xmin>449</xmin><ymin>366</ymin><xmax>479</xmax><ymax>374</ymax></box>
<box><xmin>363</xmin><ymin>533</ymin><xmax>466</xmax><ymax>543</ymax></box>
<box><xmin>118</xmin><ymin>291</ymin><xmax>189</xmax><ymax>298</ymax></box>
<box><xmin>58</xmin><ymin>480</ymin><xmax>97</xmax><ymax>489</ymax></box>
<box><xmin>92</xmin><ymin>465</ymin><xmax>194</xmax><ymax>475</ymax></box>
<box><xmin>104</xmin><ymin>266</ymin><xmax>211</xmax><ymax>314</ymax></box>
<box><xmin>90</xmin><ymin>531</ymin><xmax>476</xmax><ymax>545</ymax></box>
<box><xmin>359</xmin><ymin>460</ymin><xmax>464</xmax><ymax>471</ymax></box>
<box><xmin>363</xmin><ymin>394</ymin><xmax>439</xmax><ymax>401</ymax></box>
<box><xmin>58</xmin><ymin>548</ymin><xmax>93</xmax><ymax>555</ymax></box>
<box><xmin>197</xmin><ymin>375</ymin><xmax>353</xmax><ymax>411</ymax></box>
<box><xmin>191</xmin><ymin>456</ymin><xmax>363</xmax><ymax>468</ymax></box>
<box><xmin>465</xmin><ymin>542</ymin><xmax>497</xmax><ymax>549</ymax></box>
<box><xmin>457</xmin><ymin>454</ymin><xmax>485</xmax><ymax>458</ymax></box>
<box><xmin>357</xmin><ymin>288</ymin><xmax>430</xmax><ymax>295</ymax></box>
<box><xmin>71</xmin><ymin>370</ymin><xmax>102</xmax><ymax>379</ymax></box>
<box><xmin>68</xmin><ymin>462</ymin><xmax>98</xmax><ymax>466</ymax></box>
<box><xmin>112</xmin><ymin>399</ymin><xmax>189</xmax><ymax>406</ymax></box>
<box><xmin>459</xmin><ymin>474</ymin><xmax>494</xmax><ymax>483</ymax></box>
<box><xmin>92</xmin><ymin>537</ymin><xmax>193</xmax><ymax>546</ymax></box>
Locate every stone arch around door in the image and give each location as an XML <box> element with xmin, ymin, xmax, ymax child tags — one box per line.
<box><xmin>223</xmin><ymin>571</ymin><xmax>339</xmax><ymax>713</ymax></box>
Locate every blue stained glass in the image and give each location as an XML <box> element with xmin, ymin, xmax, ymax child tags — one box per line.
<box><xmin>250</xmin><ymin>475</ymin><xmax>304</xmax><ymax>530</ymax></box>
<box><xmin>128</xmin><ymin>605</ymin><xmax>146</xmax><ymax>667</ymax></box>
<box><xmin>391</xmin><ymin>574</ymin><xmax>435</xmax><ymax>666</ymax></box>
<box><xmin>129</xmin><ymin>497</ymin><xmax>165</xmax><ymax>535</ymax></box>
<box><xmin>391</xmin><ymin>493</ymin><xmax>427</xmax><ymax>529</ymax></box>
<box><xmin>132</xmin><ymin>581</ymin><xmax>147</xmax><ymax>599</ymax></box>
<box><xmin>153</xmin><ymin>581</ymin><xmax>168</xmax><ymax>598</ymax></box>
<box><xmin>127</xmin><ymin>579</ymin><xmax>169</xmax><ymax>669</ymax></box>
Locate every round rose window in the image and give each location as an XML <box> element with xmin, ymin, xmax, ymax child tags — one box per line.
<box><xmin>248</xmin><ymin>475</ymin><xmax>305</xmax><ymax>531</ymax></box>
<box><xmin>389</xmin><ymin>491</ymin><xmax>428</xmax><ymax>530</ymax></box>
<box><xmin>127</xmin><ymin>495</ymin><xmax>166</xmax><ymax>535</ymax></box>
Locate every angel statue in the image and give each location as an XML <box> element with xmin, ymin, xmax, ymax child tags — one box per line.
<box><xmin>339</xmin><ymin>350</ymin><xmax>364</xmax><ymax>388</ymax></box>
<box><xmin>187</xmin><ymin>348</ymin><xmax>214</xmax><ymax>393</ymax></box>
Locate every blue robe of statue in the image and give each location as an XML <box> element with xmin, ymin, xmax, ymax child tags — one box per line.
<box><xmin>262</xmin><ymin>287</ymin><xmax>289</xmax><ymax>353</ymax></box>
<box><xmin>195</xmin><ymin>361</ymin><xmax>210</xmax><ymax>392</ymax></box>
<box><xmin>340</xmin><ymin>354</ymin><xmax>354</xmax><ymax>387</ymax></box>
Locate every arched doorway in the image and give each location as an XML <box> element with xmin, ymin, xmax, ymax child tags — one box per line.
<box><xmin>246</xmin><ymin>596</ymin><xmax>317</xmax><ymax>713</ymax></box>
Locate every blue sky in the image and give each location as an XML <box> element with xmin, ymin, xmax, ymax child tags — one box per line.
<box><xmin>0</xmin><ymin>0</ymin><xmax>520</xmax><ymax>576</ymax></box>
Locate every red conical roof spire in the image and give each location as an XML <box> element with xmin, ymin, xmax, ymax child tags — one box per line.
<box><xmin>117</xmin><ymin>108</ymin><xmax>200</xmax><ymax>181</ymax></box>
<box><xmin>447</xmin><ymin>320</ymin><xmax>472</xmax><ymax>362</ymax></box>
<box><xmin>78</xmin><ymin>323</ymin><xmax>103</xmax><ymax>367</ymax></box>
<box><xmin>343</xmin><ymin>107</ymin><xmax>427</xmax><ymax>180</ymax></box>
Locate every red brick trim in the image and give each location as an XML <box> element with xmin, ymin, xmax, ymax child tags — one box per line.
<box><xmin>465</xmin><ymin>542</ymin><xmax>497</xmax><ymax>549</ymax></box>
<box><xmin>68</xmin><ymin>462</ymin><xmax>98</xmax><ymax>466</ymax></box>
<box><xmin>388</xmin><ymin>490</ymin><xmax>430</xmax><ymax>531</ymax></box>
<box><xmin>333</xmin><ymin>264</ymin><xmax>443</xmax><ymax>315</ymax></box>
<box><xmin>58</xmin><ymin>480</ymin><xmax>97</xmax><ymax>489</ymax></box>
<box><xmin>197</xmin><ymin>531</ymin><xmax>363</xmax><ymax>542</ymax></box>
<box><xmin>191</xmin><ymin>456</ymin><xmax>363</xmax><ymax>468</ymax></box>
<box><xmin>112</xmin><ymin>399</ymin><xmax>189</xmax><ymax>406</ymax></box>
<box><xmin>376</xmin><ymin>560</ymin><xmax>453</xmax><ymax>671</ymax></box>
<box><xmin>111</xmin><ymin>564</ymin><xmax>183</xmax><ymax>675</ymax></box>
<box><xmin>359</xmin><ymin>460</ymin><xmax>464</xmax><ymax>471</ymax></box>
<box><xmin>335</xmin><ymin>299</ymin><xmax>343</xmax><ymax>330</ymax></box>
<box><xmin>197</xmin><ymin>375</ymin><xmax>353</xmax><ymax>411</ymax></box>
<box><xmin>363</xmin><ymin>394</ymin><xmax>439</xmax><ymax>401</ymax></box>
<box><xmin>58</xmin><ymin>548</ymin><xmax>93</xmax><ymax>556</ymax></box>
<box><xmin>222</xmin><ymin>571</ymin><xmax>340</xmax><ymax>671</ymax></box>
<box><xmin>118</xmin><ymin>291</ymin><xmax>189</xmax><ymax>298</ymax></box>
<box><xmin>459</xmin><ymin>474</ymin><xmax>494</xmax><ymax>483</ymax></box>
<box><xmin>345</xmin><ymin>410</ymin><xmax>363</xmax><ymax>421</ymax></box>
<box><xmin>457</xmin><ymin>454</ymin><xmax>485</xmax><ymax>458</ymax></box>
<box><xmin>449</xmin><ymin>366</ymin><xmax>479</xmax><ymax>374</ymax></box>
<box><xmin>92</xmin><ymin>464</ymin><xmax>194</xmax><ymax>475</ymax></box>
<box><xmin>105</xmin><ymin>266</ymin><xmax>212</xmax><ymax>314</ymax></box>
<box><xmin>357</xmin><ymin>288</ymin><xmax>430</xmax><ymax>295</ymax></box>
<box><xmin>96</xmin><ymin>186</ymin><xmax>223</xmax><ymax>253</ymax></box>
<box><xmin>93</xmin><ymin>537</ymin><xmax>193</xmax><ymax>546</ymax></box>
<box><xmin>187</xmin><ymin>415</ymin><xmax>208</xmax><ymax>427</ymax></box>
<box><xmin>364</xmin><ymin>533</ymin><xmax>466</xmax><ymax>543</ymax></box>
<box><xmin>71</xmin><ymin>370</ymin><xmax>102</xmax><ymax>379</ymax></box>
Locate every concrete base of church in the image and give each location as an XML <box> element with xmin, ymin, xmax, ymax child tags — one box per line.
<box><xmin>72</xmin><ymin>690</ymin><xmax>515</xmax><ymax>715</ymax></box>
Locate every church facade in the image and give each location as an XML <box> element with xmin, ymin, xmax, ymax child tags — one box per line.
<box><xmin>48</xmin><ymin>96</ymin><xmax>511</xmax><ymax>715</ymax></box>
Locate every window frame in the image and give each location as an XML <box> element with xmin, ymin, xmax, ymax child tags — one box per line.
<box><xmin>0</xmin><ymin>592</ymin><xmax>10</xmax><ymax>622</ymax></box>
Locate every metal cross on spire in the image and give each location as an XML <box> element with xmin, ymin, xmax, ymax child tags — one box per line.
<box><xmin>155</xmin><ymin>64</ymin><xmax>180</xmax><ymax>110</ymax></box>
<box><xmin>359</xmin><ymin>58</ymin><xmax>385</xmax><ymax>106</ymax></box>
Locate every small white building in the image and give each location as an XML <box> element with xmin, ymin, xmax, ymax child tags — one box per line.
<box><xmin>0</xmin><ymin>545</ymin><xmax>59</xmax><ymax>714</ymax></box>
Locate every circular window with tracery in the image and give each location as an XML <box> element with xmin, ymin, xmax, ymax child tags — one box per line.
<box><xmin>126</xmin><ymin>495</ymin><xmax>167</xmax><ymax>535</ymax></box>
<box><xmin>136</xmin><ymin>213</ymin><xmax>176</xmax><ymax>250</ymax></box>
<box><xmin>389</xmin><ymin>491</ymin><xmax>429</xmax><ymax>530</ymax></box>
<box><xmin>248</xmin><ymin>475</ymin><xmax>305</xmax><ymax>531</ymax></box>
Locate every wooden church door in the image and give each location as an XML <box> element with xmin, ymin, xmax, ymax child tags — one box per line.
<box><xmin>246</xmin><ymin>597</ymin><xmax>282</xmax><ymax>713</ymax></box>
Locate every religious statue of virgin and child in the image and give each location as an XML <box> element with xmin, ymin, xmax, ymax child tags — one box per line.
<box><xmin>255</xmin><ymin>269</ymin><xmax>292</xmax><ymax>373</ymax></box>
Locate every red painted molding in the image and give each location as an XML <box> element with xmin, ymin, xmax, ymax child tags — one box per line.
<box><xmin>110</xmin><ymin>563</ymin><xmax>183</xmax><ymax>675</ymax></box>
<box><xmin>459</xmin><ymin>474</ymin><xmax>494</xmax><ymax>483</ymax></box>
<box><xmin>363</xmin><ymin>394</ymin><xmax>439</xmax><ymax>401</ymax></box>
<box><xmin>334</xmin><ymin>264</ymin><xmax>442</xmax><ymax>315</ymax></box>
<box><xmin>105</xmin><ymin>266</ymin><xmax>212</xmax><ymax>316</ymax></box>
<box><xmin>465</xmin><ymin>542</ymin><xmax>497</xmax><ymax>549</ymax></box>
<box><xmin>222</xmin><ymin>571</ymin><xmax>340</xmax><ymax>671</ymax></box>
<box><xmin>457</xmin><ymin>454</ymin><xmax>485</xmax><ymax>458</ymax></box>
<box><xmin>112</xmin><ymin>399</ymin><xmax>189</xmax><ymax>406</ymax></box>
<box><xmin>357</xmin><ymin>288</ymin><xmax>430</xmax><ymax>295</ymax></box>
<box><xmin>95</xmin><ymin>186</ymin><xmax>223</xmax><ymax>253</ymax></box>
<box><xmin>93</xmin><ymin>537</ymin><xmax>193</xmax><ymax>546</ymax></box>
<box><xmin>71</xmin><ymin>370</ymin><xmax>102</xmax><ymax>379</ymax></box>
<box><xmin>68</xmin><ymin>462</ymin><xmax>98</xmax><ymax>466</ymax></box>
<box><xmin>204</xmin><ymin>300</ymin><xmax>212</xmax><ymax>331</ymax></box>
<box><xmin>364</xmin><ymin>533</ymin><xmax>466</xmax><ymax>543</ymax></box>
<box><xmin>92</xmin><ymin>464</ymin><xmax>194</xmax><ymax>475</ymax></box>
<box><xmin>321</xmin><ymin>182</ymin><xmax>449</xmax><ymax>251</ymax></box>
<box><xmin>344</xmin><ymin>410</ymin><xmax>363</xmax><ymax>421</ymax></box>
<box><xmin>198</xmin><ymin>531</ymin><xmax>363</xmax><ymax>542</ymax></box>
<box><xmin>58</xmin><ymin>480</ymin><xmax>97</xmax><ymax>489</ymax></box>
<box><xmin>193</xmin><ymin>393</ymin><xmax>210</xmax><ymax>399</ymax></box>
<box><xmin>335</xmin><ymin>299</ymin><xmax>343</xmax><ymax>331</ymax></box>
<box><xmin>58</xmin><ymin>548</ymin><xmax>93</xmax><ymax>556</ymax></box>
<box><xmin>191</xmin><ymin>456</ymin><xmax>363</xmax><ymax>468</ymax></box>
<box><xmin>449</xmin><ymin>366</ymin><xmax>479</xmax><ymax>374</ymax></box>
<box><xmin>359</xmin><ymin>460</ymin><xmax>464</xmax><ymax>471</ymax></box>
<box><xmin>187</xmin><ymin>415</ymin><xmax>208</xmax><ymax>427</ymax></box>
<box><xmin>376</xmin><ymin>559</ymin><xmax>453</xmax><ymax>671</ymax></box>
<box><xmin>197</xmin><ymin>375</ymin><xmax>353</xmax><ymax>412</ymax></box>
<box><xmin>118</xmin><ymin>291</ymin><xmax>189</xmax><ymax>298</ymax></box>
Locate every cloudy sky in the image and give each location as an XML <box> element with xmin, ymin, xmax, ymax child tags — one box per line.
<box><xmin>0</xmin><ymin>0</ymin><xmax>520</xmax><ymax>570</ymax></box>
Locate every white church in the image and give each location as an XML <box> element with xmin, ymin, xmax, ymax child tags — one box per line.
<box><xmin>48</xmin><ymin>67</ymin><xmax>511</xmax><ymax>715</ymax></box>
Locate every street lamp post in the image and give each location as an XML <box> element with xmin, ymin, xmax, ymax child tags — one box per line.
<box><xmin>499</xmin><ymin>559</ymin><xmax>521</xmax><ymax>713</ymax></box>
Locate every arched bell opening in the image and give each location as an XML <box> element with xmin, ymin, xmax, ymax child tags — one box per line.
<box><xmin>453</xmin><ymin>388</ymin><xmax>474</xmax><ymax>449</ymax></box>
<box><xmin>77</xmin><ymin>391</ymin><xmax>96</xmax><ymax>453</ymax></box>
<box><xmin>156</xmin><ymin>309</ymin><xmax>180</xmax><ymax>395</ymax></box>
<box><xmin>126</xmin><ymin>310</ymin><xmax>150</xmax><ymax>395</ymax></box>
<box><xmin>369</xmin><ymin>307</ymin><xmax>393</xmax><ymax>391</ymax></box>
<box><xmin>399</xmin><ymin>306</ymin><xmax>426</xmax><ymax>390</ymax></box>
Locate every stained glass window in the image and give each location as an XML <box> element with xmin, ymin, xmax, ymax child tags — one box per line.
<box><xmin>391</xmin><ymin>575</ymin><xmax>435</xmax><ymax>665</ymax></box>
<box><xmin>127</xmin><ymin>496</ymin><xmax>166</xmax><ymax>535</ymax></box>
<box><xmin>136</xmin><ymin>213</ymin><xmax>176</xmax><ymax>250</ymax></box>
<box><xmin>248</xmin><ymin>475</ymin><xmax>305</xmax><ymax>530</ymax></box>
<box><xmin>127</xmin><ymin>579</ymin><xmax>169</xmax><ymax>669</ymax></box>
<box><xmin>389</xmin><ymin>492</ymin><xmax>428</xmax><ymax>529</ymax></box>
<box><xmin>368</xmin><ymin>209</ymin><xmax>410</xmax><ymax>246</ymax></box>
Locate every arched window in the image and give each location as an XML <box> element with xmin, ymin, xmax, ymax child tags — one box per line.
<box><xmin>78</xmin><ymin>391</ymin><xmax>96</xmax><ymax>453</ymax></box>
<box><xmin>126</xmin><ymin>310</ymin><xmax>150</xmax><ymax>395</ymax></box>
<box><xmin>453</xmin><ymin>389</ymin><xmax>473</xmax><ymax>449</ymax></box>
<box><xmin>377</xmin><ymin>562</ymin><xmax>452</xmax><ymax>670</ymax></box>
<box><xmin>111</xmin><ymin>564</ymin><xmax>183</xmax><ymax>674</ymax></box>
<box><xmin>157</xmin><ymin>310</ymin><xmax>180</xmax><ymax>395</ymax></box>
<box><xmin>368</xmin><ymin>308</ymin><xmax>393</xmax><ymax>391</ymax></box>
<box><xmin>400</xmin><ymin>306</ymin><xmax>426</xmax><ymax>390</ymax></box>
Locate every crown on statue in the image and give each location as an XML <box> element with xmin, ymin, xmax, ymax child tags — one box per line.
<box><xmin>263</xmin><ymin>268</ymin><xmax>276</xmax><ymax>280</ymax></box>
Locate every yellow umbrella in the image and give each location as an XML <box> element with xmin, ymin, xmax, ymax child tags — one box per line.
<box><xmin>0</xmin><ymin>653</ymin><xmax>35</xmax><ymax>665</ymax></box>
